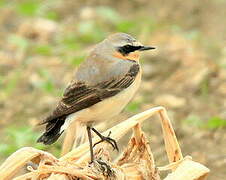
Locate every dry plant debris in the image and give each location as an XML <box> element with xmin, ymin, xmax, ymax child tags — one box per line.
<box><xmin>0</xmin><ymin>107</ymin><xmax>209</xmax><ymax>180</ymax></box>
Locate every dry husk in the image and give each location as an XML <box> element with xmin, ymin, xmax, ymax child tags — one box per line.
<box><xmin>0</xmin><ymin>106</ymin><xmax>210</xmax><ymax>179</ymax></box>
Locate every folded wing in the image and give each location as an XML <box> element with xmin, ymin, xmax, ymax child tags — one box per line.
<box><xmin>37</xmin><ymin>63</ymin><xmax>140</xmax><ymax>144</ymax></box>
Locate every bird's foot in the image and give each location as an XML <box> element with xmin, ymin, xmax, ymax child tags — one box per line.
<box><xmin>93</xmin><ymin>131</ymin><xmax>119</xmax><ymax>151</ymax></box>
<box><xmin>89</xmin><ymin>159</ymin><xmax>114</xmax><ymax>177</ymax></box>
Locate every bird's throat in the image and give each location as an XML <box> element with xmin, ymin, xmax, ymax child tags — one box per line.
<box><xmin>113</xmin><ymin>51</ymin><xmax>140</xmax><ymax>61</ymax></box>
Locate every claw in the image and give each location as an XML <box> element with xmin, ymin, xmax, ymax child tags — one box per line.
<box><xmin>95</xmin><ymin>159</ymin><xmax>114</xmax><ymax>176</ymax></box>
<box><xmin>92</xmin><ymin>130</ymin><xmax>119</xmax><ymax>151</ymax></box>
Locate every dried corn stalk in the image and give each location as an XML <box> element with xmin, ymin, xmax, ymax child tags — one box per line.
<box><xmin>0</xmin><ymin>106</ymin><xmax>209</xmax><ymax>180</ymax></box>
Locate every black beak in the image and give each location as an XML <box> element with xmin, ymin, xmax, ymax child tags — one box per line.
<box><xmin>139</xmin><ymin>46</ymin><xmax>156</xmax><ymax>51</ymax></box>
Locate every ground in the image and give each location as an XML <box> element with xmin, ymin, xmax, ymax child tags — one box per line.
<box><xmin>0</xmin><ymin>0</ymin><xmax>226</xmax><ymax>179</ymax></box>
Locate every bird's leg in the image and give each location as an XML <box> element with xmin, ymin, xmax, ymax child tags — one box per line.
<box><xmin>92</xmin><ymin>128</ymin><xmax>119</xmax><ymax>151</ymax></box>
<box><xmin>87</xmin><ymin>126</ymin><xmax>94</xmax><ymax>163</ymax></box>
<box><xmin>87</xmin><ymin>126</ymin><xmax>114</xmax><ymax>176</ymax></box>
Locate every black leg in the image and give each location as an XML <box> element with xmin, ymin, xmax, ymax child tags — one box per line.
<box><xmin>87</xmin><ymin>126</ymin><xmax>94</xmax><ymax>163</ymax></box>
<box><xmin>87</xmin><ymin>127</ymin><xmax>115</xmax><ymax>177</ymax></box>
<box><xmin>91</xmin><ymin>128</ymin><xmax>119</xmax><ymax>151</ymax></box>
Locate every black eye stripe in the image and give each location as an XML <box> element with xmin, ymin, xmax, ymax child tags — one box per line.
<box><xmin>118</xmin><ymin>45</ymin><xmax>142</xmax><ymax>55</ymax></box>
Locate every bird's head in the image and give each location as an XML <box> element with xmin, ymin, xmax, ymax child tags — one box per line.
<box><xmin>100</xmin><ymin>33</ymin><xmax>155</xmax><ymax>62</ymax></box>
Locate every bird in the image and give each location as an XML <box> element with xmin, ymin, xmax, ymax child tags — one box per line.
<box><xmin>37</xmin><ymin>32</ymin><xmax>155</xmax><ymax>163</ymax></box>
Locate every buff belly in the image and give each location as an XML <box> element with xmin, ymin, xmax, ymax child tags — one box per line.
<box><xmin>61</xmin><ymin>71</ymin><xmax>141</xmax><ymax>131</ymax></box>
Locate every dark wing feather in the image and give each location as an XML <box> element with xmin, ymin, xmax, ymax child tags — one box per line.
<box><xmin>42</xmin><ymin>63</ymin><xmax>140</xmax><ymax>125</ymax></box>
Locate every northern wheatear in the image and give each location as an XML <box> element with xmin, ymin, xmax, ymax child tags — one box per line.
<box><xmin>37</xmin><ymin>33</ymin><xmax>155</xmax><ymax>163</ymax></box>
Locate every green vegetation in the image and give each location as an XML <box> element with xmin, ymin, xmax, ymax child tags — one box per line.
<box><xmin>185</xmin><ymin>115</ymin><xmax>226</xmax><ymax>129</ymax></box>
<box><xmin>0</xmin><ymin>1</ymin><xmax>225</xmax><ymax>178</ymax></box>
<box><xmin>126</xmin><ymin>101</ymin><xmax>142</xmax><ymax>113</ymax></box>
<box><xmin>0</xmin><ymin>126</ymin><xmax>61</xmax><ymax>161</ymax></box>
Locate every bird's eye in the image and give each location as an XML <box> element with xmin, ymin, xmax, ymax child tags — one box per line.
<box><xmin>126</xmin><ymin>38</ymin><xmax>131</xmax><ymax>43</ymax></box>
<box><xmin>118</xmin><ymin>45</ymin><xmax>142</xmax><ymax>55</ymax></box>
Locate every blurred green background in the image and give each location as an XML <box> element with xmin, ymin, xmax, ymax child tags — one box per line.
<box><xmin>0</xmin><ymin>0</ymin><xmax>226</xmax><ymax>179</ymax></box>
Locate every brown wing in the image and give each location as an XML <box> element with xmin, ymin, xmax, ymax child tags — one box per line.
<box><xmin>42</xmin><ymin>63</ymin><xmax>140</xmax><ymax>124</ymax></box>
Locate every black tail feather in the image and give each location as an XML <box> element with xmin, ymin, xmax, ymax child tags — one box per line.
<box><xmin>37</xmin><ymin>116</ymin><xmax>66</xmax><ymax>145</ymax></box>
<box><xmin>37</xmin><ymin>131</ymin><xmax>63</xmax><ymax>145</ymax></box>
